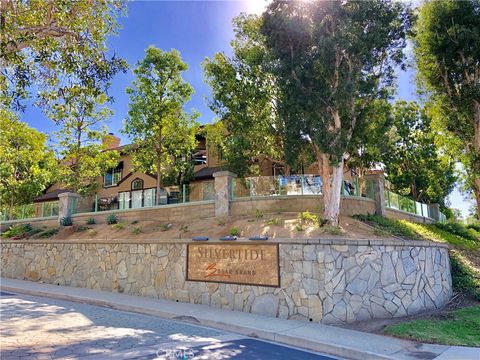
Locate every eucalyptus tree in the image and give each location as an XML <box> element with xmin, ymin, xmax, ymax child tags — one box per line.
<box><xmin>0</xmin><ymin>0</ymin><xmax>127</xmax><ymax>111</ymax></box>
<box><xmin>261</xmin><ymin>0</ymin><xmax>410</xmax><ymax>225</ymax></box>
<box><xmin>414</xmin><ymin>0</ymin><xmax>480</xmax><ymax>217</ymax></box>
<box><xmin>203</xmin><ymin>14</ymin><xmax>293</xmax><ymax>177</ymax></box>
<box><xmin>123</xmin><ymin>47</ymin><xmax>198</xmax><ymax>205</ymax></box>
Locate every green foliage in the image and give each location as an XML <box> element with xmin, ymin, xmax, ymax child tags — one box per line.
<box><xmin>37</xmin><ymin>227</ymin><xmax>59</xmax><ymax>238</ymax></box>
<box><xmin>381</xmin><ymin>101</ymin><xmax>456</xmax><ymax>206</ymax></box>
<box><xmin>131</xmin><ymin>227</ymin><xmax>142</xmax><ymax>235</ymax></box>
<box><xmin>435</xmin><ymin>222</ymin><xmax>479</xmax><ymax>243</ymax></box>
<box><xmin>112</xmin><ymin>222</ymin><xmax>124</xmax><ymax>231</ymax></box>
<box><xmin>414</xmin><ymin>0</ymin><xmax>480</xmax><ymax>217</ymax></box>
<box><xmin>1</xmin><ymin>0</ymin><xmax>128</xmax><ymax>112</ymax></box>
<box><xmin>321</xmin><ymin>225</ymin><xmax>344</xmax><ymax>236</ymax></box>
<box><xmin>123</xmin><ymin>47</ymin><xmax>198</xmax><ymax>204</ymax></box>
<box><xmin>450</xmin><ymin>253</ymin><xmax>480</xmax><ymax>301</ymax></box>
<box><xmin>203</xmin><ymin>14</ymin><xmax>289</xmax><ymax>176</ymax></box>
<box><xmin>467</xmin><ymin>223</ymin><xmax>480</xmax><ymax>233</ymax></box>
<box><xmin>131</xmin><ymin>220</ymin><xmax>139</xmax><ymax>225</ymax></box>
<box><xmin>384</xmin><ymin>306</ymin><xmax>480</xmax><ymax>346</ymax></box>
<box><xmin>255</xmin><ymin>209</ymin><xmax>263</xmax><ymax>219</ymax></box>
<box><xmin>179</xmin><ymin>224</ymin><xmax>189</xmax><ymax>233</ymax></box>
<box><xmin>0</xmin><ymin>110</ymin><xmax>56</xmax><ymax>210</ymax></box>
<box><xmin>106</xmin><ymin>214</ymin><xmax>118</xmax><ymax>225</ymax></box>
<box><xmin>266</xmin><ymin>217</ymin><xmax>281</xmax><ymax>226</ymax></box>
<box><xmin>60</xmin><ymin>217</ymin><xmax>72</xmax><ymax>226</ymax></box>
<box><xmin>74</xmin><ymin>225</ymin><xmax>88</xmax><ymax>232</ymax></box>
<box><xmin>86</xmin><ymin>218</ymin><xmax>96</xmax><ymax>225</ymax></box>
<box><xmin>2</xmin><ymin>223</ymin><xmax>32</xmax><ymax>238</ymax></box>
<box><xmin>298</xmin><ymin>211</ymin><xmax>319</xmax><ymax>227</ymax></box>
<box><xmin>260</xmin><ymin>1</ymin><xmax>410</xmax><ymax>225</ymax></box>
<box><xmin>87</xmin><ymin>229</ymin><xmax>97</xmax><ymax>237</ymax></box>
<box><xmin>295</xmin><ymin>223</ymin><xmax>305</xmax><ymax>232</ymax></box>
<box><xmin>158</xmin><ymin>223</ymin><xmax>172</xmax><ymax>232</ymax></box>
<box><xmin>229</xmin><ymin>226</ymin><xmax>240</xmax><ymax>237</ymax></box>
<box><xmin>353</xmin><ymin>214</ymin><xmax>420</xmax><ymax>239</ymax></box>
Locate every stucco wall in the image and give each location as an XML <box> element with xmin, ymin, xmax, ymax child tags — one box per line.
<box><xmin>1</xmin><ymin>238</ymin><xmax>452</xmax><ymax>325</ymax></box>
<box><xmin>71</xmin><ymin>201</ymin><xmax>215</xmax><ymax>224</ymax></box>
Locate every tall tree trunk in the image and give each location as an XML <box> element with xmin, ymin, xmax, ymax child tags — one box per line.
<box><xmin>474</xmin><ymin>100</ymin><xmax>480</xmax><ymax>218</ymax></box>
<box><xmin>324</xmin><ymin>158</ymin><xmax>344</xmax><ymax>226</ymax></box>
<box><xmin>155</xmin><ymin>158</ymin><xmax>162</xmax><ymax>206</ymax></box>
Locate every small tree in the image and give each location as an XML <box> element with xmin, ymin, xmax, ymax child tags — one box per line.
<box><xmin>414</xmin><ymin>0</ymin><xmax>480</xmax><ymax>217</ymax></box>
<box><xmin>46</xmin><ymin>85</ymin><xmax>119</xmax><ymax>195</ymax></box>
<box><xmin>0</xmin><ymin>110</ymin><xmax>56</xmax><ymax>215</ymax></box>
<box><xmin>123</xmin><ymin>47</ymin><xmax>198</xmax><ymax>205</ymax></box>
<box><xmin>261</xmin><ymin>0</ymin><xmax>410</xmax><ymax>225</ymax></box>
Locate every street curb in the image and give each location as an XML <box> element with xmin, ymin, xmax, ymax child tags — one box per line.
<box><xmin>1</xmin><ymin>281</ymin><xmax>454</xmax><ymax>360</ymax></box>
<box><xmin>1</xmin><ymin>284</ymin><xmax>394</xmax><ymax>360</ymax></box>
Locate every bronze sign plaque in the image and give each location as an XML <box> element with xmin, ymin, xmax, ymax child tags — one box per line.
<box><xmin>186</xmin><ymin>243</ymin><xmax>280</xmax><ymax>287</ymax></box>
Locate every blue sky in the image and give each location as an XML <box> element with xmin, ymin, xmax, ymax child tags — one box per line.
<box><xmin>21</xmin><ymin>0</ymin><xmax>472</xmax><ymax>217</ymax></box>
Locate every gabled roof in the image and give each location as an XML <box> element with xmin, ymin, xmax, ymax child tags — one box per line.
<box><xmin>33</xmin><ymin>188</ymin><xmax>72</xmax><ymax>203</ymax></box>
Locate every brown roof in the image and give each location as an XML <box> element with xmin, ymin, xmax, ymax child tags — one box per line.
<box><xmin>33</xmin><ymin>189</ymin><xmax>71</xmax><ymax>203</ymax></box>
<box><xmin>193</xmin><ymin>167</ymin><xmax>221</xmax><ymax>180</ymax></box>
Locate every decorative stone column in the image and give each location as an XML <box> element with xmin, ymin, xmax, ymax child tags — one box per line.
<box><xmin>213</xmin><ymin>171</ymin><xmax>237</xmax><ymax>217</ymax></box>
<box><xmin>364</xmin><ymin>172</ymin><xmax>386</xmax><ymax>217</ymax></box>
<box><xmin>58</xmin><ymin>192</ymin><xmax>80</xmax><ymax>224</ymax></box>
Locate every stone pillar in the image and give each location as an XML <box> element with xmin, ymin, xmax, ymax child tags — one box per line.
<box><xmin>428</xmin><ymin>203</ymin><xmax>440</xmax><ymax>221</ymax></box>
<box><xmin>364</xmin><ymin>172</ymin><xmax>386</xmax><ymax>217</ymax></box>
<box><xmin>213</xmin><ymin>171</ymin><xmax>237</xmax><ymax>217</ymax></box>
<box><xmin>58</xmin><ymin>192</ymin><xmax>80</xmax><ymax>224</ymax></box>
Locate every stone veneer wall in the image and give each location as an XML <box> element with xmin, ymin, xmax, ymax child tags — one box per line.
<box><xmin>1</xmin><ymin>239</ymin><xmax>451</xmax><ymax>324</ymax></box>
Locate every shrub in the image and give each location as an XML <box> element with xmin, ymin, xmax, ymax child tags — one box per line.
<box><xmin>179</xmin><ymin>224</ymin><xmax>189</xmax><ymax>233</ymax></box>
<box><xmin>450</xmin><ymin>252</ymin><xmax>480</xmax><ymax>301</ymax></box>
<box><xmin>321</xmin><ymin>225</ymin><xmax>344</xmax><ymax>236</ymax></box>
<box><xmin>2</xmin><ymin>223</ymin><xmax>32</xmax><ymax>238</ymax></box>
<box><xmin>230</xmin><ymin>226</ymin><xmax>240</xmax><ymax>236</ymax></box>
<box><xmin>106</xmin><ymin>214</ymin><xmax>118</xmax><ymax>225</ymax></box>
<box><xmin>266</xmin><ymin>217</ymin><xmax>282</xmax><ymax>226</ymax></box>
<box><xmin>467</xmin><ymin>223</ymin><xmax>480</xmax><ymax>233</ymax></box>
<box><xmin>86</xmin><ymin>217</ymin><xmax>96</xmax><ymax>225</ymax></box>
<box><xmin>74</xmin><ymin>225</ymin><xmax>88</xmax><ymax>232</ymax></box>
<box><xmin>38</xmin><ymin>227</ymin><xmax>59</xmax><ymax>238</ymax></box>
<box><xmin>60</xmin><ymin>216</ymin><xmax>72</xmax><ymax>226</ymax></box>
<box><xmin>132</xmin><ymin>227</ymin><xmax>142</xmax><ymax>235</ymax></box>
<box><xmin>158</xmin><ymin>223</ymin><xmax>172</xmax><ymax>231</ymax></box>
<box><xmin>255</xmin><ymin>209</ymin><xmax>264</xmax><ymax>219</ymax></box>
<box><xmin>436</xmin><ymin>222</ymin><xmax>479</xmax><ymax>242</ymax></box>
<box><xmin>298</xmin><ymin>211</ymin><xmax>319</xmax><ymax>226</ymax></box>
<box><xmin>112</xmin><ymin>222</ymin><xmax>124</xmax><ymax>230</ymax></box>
<box><xmin>131</xmin><ymin>220</ymin><xmax>139</xmax><ymax>225</ymax></box>
<box><xmin>295</xmin><ymin>223</ymin><xmax>305</xmax><ymax>232</ymax></box>
<box><xmin>87</xmin><ymin>229</ymin><xmax>97</xmax><ymax>237</ymax></box>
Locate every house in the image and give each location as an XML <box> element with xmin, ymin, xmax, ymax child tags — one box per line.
<box><xmin>33</xmin><ymin>131</ymin><xmax>359</xmax><ymax>213</ymax></box>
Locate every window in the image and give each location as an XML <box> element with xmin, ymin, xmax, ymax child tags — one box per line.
<box><xmin>104</xmin><ymin>163</ymin><xmax>123</xmax><ymax>187</ymax></box>
<box><xmin>131</xmin><ymin>179</ymin><xmax>144</xmax><ymax>190</ymax></box>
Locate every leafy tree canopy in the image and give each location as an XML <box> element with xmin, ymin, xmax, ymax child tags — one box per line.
<box><xmin>0</xmin><ymin>109</ymin><xmax>57</xmax><ymax>211</ymax></box>
<box><xmin>123</xmin><ymin>47</ymin><xmax>198</xmax><ymax>204</ymax></box>
<box><xmin>0</xmin><ymin>0</ymin><xmax>128</xmax><ymax>111</ymax></box>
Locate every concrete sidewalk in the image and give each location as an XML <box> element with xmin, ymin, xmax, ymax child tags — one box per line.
<box><xmin>1</xmin><ymin>278</ymin><xmax>478</xmax><ymax>360</ymax></box>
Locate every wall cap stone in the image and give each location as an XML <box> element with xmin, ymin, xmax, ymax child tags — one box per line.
<box><xmin>213</xmin><ymin>171</ymin><xmax>237</xmax><ymax>178</ymax></box>
<box><xmin>0</xmin><ymin>237</ymin><xmax>450</xmax><ymax>248</ymax></box>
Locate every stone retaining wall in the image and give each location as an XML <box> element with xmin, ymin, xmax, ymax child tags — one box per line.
<box><xmin>1</xmin><ymin>239</ymin><xmax>451</xmax><ymax>324</ymax></box>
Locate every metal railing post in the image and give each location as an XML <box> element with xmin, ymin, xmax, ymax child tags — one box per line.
<box><xmin>183</xmin><ymin>184</ymin><xmax>186</xmax><ymax>203</ymax></box>
<box><xmin>94</xmin><ymin>194</ymin><xmax>98</xmax><ymax>212</ymax></box>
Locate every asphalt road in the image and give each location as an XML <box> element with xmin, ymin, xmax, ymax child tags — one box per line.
<box><xmin>0</xmin><ymin>291</ymin><xmax>338</xmax><ymax>360</ymax></box>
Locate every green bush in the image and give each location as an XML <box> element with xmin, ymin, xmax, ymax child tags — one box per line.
<box><xmin>38</xmin><ymin>227</ymin><xmax>59</xmax><ymax>238</ymax></box>
<box><xmin>158</xmin><ymin>223</ymin><xmax>172</xmax><ymax>231</ymax></box>
<box><xmin>467</xmin><ymin>222</ymin><xmax>480</xmax><ymax>233</ymax></box>
<box><xmin>2</xmin><ymin>223</ymin><xmax>32</xmax><ymax>238</ymax></box>
<box><xmin>132</xmin><ymin>227</ymin><xmax>142</xmax><ymax>235</ymax></box>
<box><xmin>450</xmin><ymin>252</ymin><xmax>480</xmax><ymax>301</ymax></box>
<box><xmin>106</xmin><ymin>214</ymin><xmax>118</xmax><ymax>225</ymax></box>
<box><xmin>86</xmin><ymin>217</ymin><xmax>96</xmax><ymax>225</ymax></box>
<box><xmin>436</xmin><ymin>222</ymin><xmax>479</xmax><ymax>242</ymax></box>
<box><xmin>230</xmin><ymin>226</ymin><xmax>240</xmax><ymax>236</ymax></box>
<box><xmin>74</xmin><ymin>225</ymin><xmax>88</xmax><ymax>232</ymax></box>
<box><xmin>298</xmin><ymin>211</ymin><xmax>319</xmax><ymax>226</ymax></box>
<box><xmin>60</xmin><ymin>216</ymin><xmax>72</xmax><ymax>226</ymax></box>
<box><xmin>266</xmin><ymin>217</ymin><xmax>282</xmax><ymax>226</ymax></box>
<box><xmin>112</xmin><ymin>222</ymin><xmax>124</xmax><ymax>230</ymax></box>
<box><xmin>321</xmin><ymin>225</ymin><xmax>344</xmax><ymax>236</ymax></box>
<box><xmin>255</xmin><ymin>209</ymin><xmax>264</xmax><ymax>219</ymax></box>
